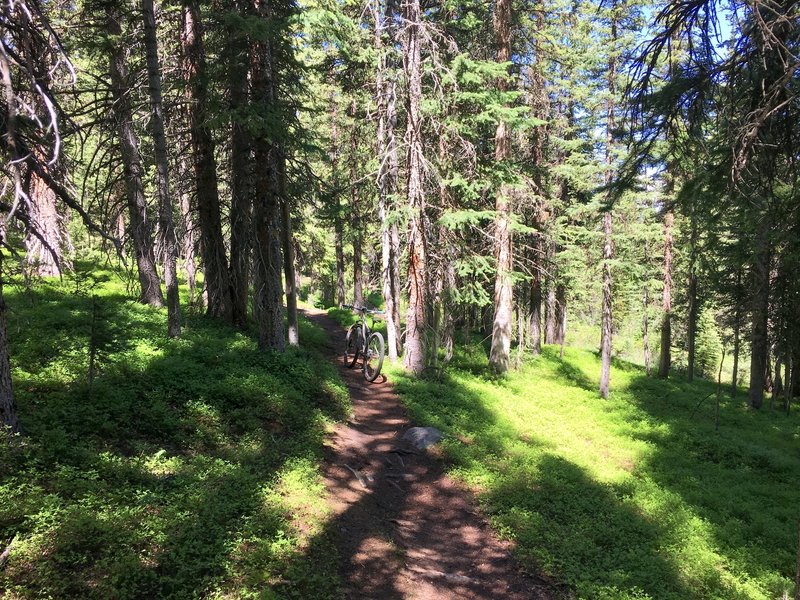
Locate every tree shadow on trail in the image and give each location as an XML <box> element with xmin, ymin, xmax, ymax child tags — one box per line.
<box><xmin>292</xmin><ymin>309</ymin><xmax>559</xmax><ymax>599</ymax></box>
<box><xmin>307</xmin><ymin>368</ymin><xmax>547</xmax><ymax>598</ymax></box>
<box><xmin>301</xmin><ymin>336</ymin><xmax>694</xmax><ymax>600</ymax></box>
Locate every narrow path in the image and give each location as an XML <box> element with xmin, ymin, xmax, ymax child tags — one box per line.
<box><xmin>303</xmin><ymin>307</ymin><xmax>557</xmax><ymax>600</ymax></box>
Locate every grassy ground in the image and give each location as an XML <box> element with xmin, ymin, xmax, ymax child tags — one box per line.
<box><xmin>0</xmin><ymin>264</ymin><xmax>350</xmax><ymax>599</ymax></box>
<box><xmin>388</xmin><ymin>341</ymin><xmax>800</xmax><ymax>600</ymax></box>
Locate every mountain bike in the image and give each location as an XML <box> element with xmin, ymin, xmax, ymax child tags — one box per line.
<box><xmin>343</xmin><ymin>304</ymin><xmax>385</xmax><ymax>382</ymax></box>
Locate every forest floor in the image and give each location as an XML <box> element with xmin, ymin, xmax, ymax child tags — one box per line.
<box><xmin>302</xmin><ymin>307</ymin><xmax>556</xmax><ymax>600</ymax></box>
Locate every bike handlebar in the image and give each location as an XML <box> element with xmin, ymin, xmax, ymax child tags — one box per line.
<box><xmin>343</xmin><ymin>304</ymin><xmax>384</xmax><ymax>315</ymax></box>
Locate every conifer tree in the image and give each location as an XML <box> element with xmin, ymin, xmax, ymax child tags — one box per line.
<box><xmin>401</xmin><ymin>0</ymin><xmax>427</xmax><ymax>374</ymax></box>
<box><xmin>142</xmin><ymin>0</ymin><xmax>181</xmax><ymax>337</ymax></box>
<box><xmin>488</xmin><ymin>0</ymin><xmax>514</xmax><ymax>374</ymax></box>
<box><xmin>181</xmin><ymin>0</ymin><xmax>232</xmax><ymax>321</ymax></box>
<box><xmin>106</xmin><ymin>2</ymin><xmax>165</xmax><ymax>308</ymax></box>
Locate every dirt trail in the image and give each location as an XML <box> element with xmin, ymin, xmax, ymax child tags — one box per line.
<box><xmin>304</xmin><ymin>307</ymin><xmax>557</xmax><ymax>600</ymax></box>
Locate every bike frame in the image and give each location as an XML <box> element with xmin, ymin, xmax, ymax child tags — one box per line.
<box><xmin>355</xmin><ymin>307</ymin><xmax>372</xmax><ymax>353</ymax></box>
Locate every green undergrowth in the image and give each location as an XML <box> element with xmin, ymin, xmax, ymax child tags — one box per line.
<box><xmin>388</xmin><ymin>343</ymin><xmax>800</xmax><ymax>600</ymax></box>
<box><xmin>0</xmin><ymin>264</ymin><xmax>350</xmax><ymax>599</ymax></box>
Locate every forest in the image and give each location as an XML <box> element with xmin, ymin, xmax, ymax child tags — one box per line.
<box><xmin>1</xmin><ymin>0</ymin><xmax>799</xmax><ymax>596</ymax></box>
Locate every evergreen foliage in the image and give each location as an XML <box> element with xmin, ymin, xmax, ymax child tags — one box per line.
<box><xmin>1</xmin><ymin>0</ymin><xmax>800</xmax><ymax>594</ymax></box>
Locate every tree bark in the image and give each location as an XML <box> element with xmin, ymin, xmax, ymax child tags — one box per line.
<box><xmin>250</xmin><ymin>4</ymin><xmax>285</xmax><ymax>351</ymax></box>
<box><xmin>554</xmin><ymin>283</ymin><xmax>567</xmax><ymax>346</ymax></box>
<box><xmin>279</xmin><ymin>149</ymin><xmax>299</xmax><ymax>346</ymax></box>
<box><xmin>785</xmin><ymin>355</ymin><xmax>793</xmax><ymax>413</ymax></box>
<box><xmin>529</xmin><ymin>240</ymin><xmax>542</xmax><ymax>355</ymax></box>
<box><xmin>687</xmin><ymin>212</ymin><xmax>698</xmax><ymax>382</ymax></box>
<box><xmin>600</xmin><ymin>210</ymin><xmax>613</xmax><ymax>398</ymax></box>
<box><xmin>732</xmin><ymin>302</ymin><xmax>740</xmax><ymax>395</ymax></box>
<box><xmin>599</xmin><ymin>10</ymin><xmax>616</xmax><ymax>399</ymax></box>
<box><xmin>107</xmin><ymin>9</ymin><xmax>164</xmax><ymax>307</ymax></box>
<box><xmin>374</xmin><ymin>0</ymin><xmax>401</xmax><ymax>361</ymax></box>
<box><xmin>749</xmin><ymin>213</ymin><xmax>771</xmax><ymax>409</ymax></box>
<box><xmin>349</xmin><ymin>98</ymin><xmax>364</xmax><ymax>308</ymax></box>
<box><xmin>25</xmin><ymin>167</ymin><xmax>70</xmax><ymax>277</ymax></box>
<box><xmin>0</xmin><ymin>246</ymin><xmax>18</xmax><ymax>433</ymax></box>
<box><xmin>143</xmin><ymin>0</ymin><xmax>181</xmax><ymax>337</ymax></box>
<box><xmin>335</xmin><ymin>207</ymin><xmax>345</xmax><ymax>309</ymax></box>
<box><xmin>401</xmin><ymin>0</ymin><xmax>427</xmax><ymax>375</ymax></box>
<box><xmin>772</xmin><ymin>355</ymin><xmax>783</xmax><ymax>408</ymax></box>
<box><xmin>544</xmin><ymin>239</ymin><xmax>557</xmax><ymax>345</ymax></box>
<box><xmin>178</xmin><ymin>157</ymin><xmax>198</xmax><ymax>307</ymax></box>
<box><xmin>658</xmin><ymin>211</ymin><xmax>673</xmax><ymax>377</ymax></box>
<box><xmin>182</xmin><ymin>0</ymin><xmax>232</xmax><ymax>321</ymax></box>
<box><xmin>488</xmin><ymin>0</ymin><xmax>513</xmax><ymax>374</ymax></box>
<box><xmin>228</xmin><ymin>2</ymin><xmax>253</xmax><ymax>329</ymax></box>
<box><xmin>252</xmin><ymin>164</ymin><xmax>285</xmax><ymax>351</ymax></box>
<box><xmin>329</xmin><ymin>96</ymin><xmax>346</xmax><ymax>309</ymax></box>
<box><xmin>643</xmin><ymin>284</ymin><xmax>652</xmax><ymax>376</ymax></box>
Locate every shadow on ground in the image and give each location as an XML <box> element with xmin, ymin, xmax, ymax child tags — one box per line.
<box><xmin>624</xmin><ymin>373</ymin><xmax>800</xmax><ymax>598</ymax></box>
<box><xmin>1</xmin><ymin>281</ymin><xmax>348</xmax><ymax>599</ymax></box>
<box><xmin>289</xmin><ymin>320</ymin><xmax>695</xmax><ymax>599</ymax></box>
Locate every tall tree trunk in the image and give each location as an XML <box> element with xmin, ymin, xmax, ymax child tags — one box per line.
<box><xmin>178</xmin><ymin>157</ymin><xmax>198</xmax><ymax>307</ymax></box>
<box><xmin>329</xmin><ymin>96</ymin><xmax>346</xmax><ymax>309</ymax></box>
<box><xmin>687</xmin><ymin>212</ymin><xmax>698</xmax><ymax>382</ymax></box>
<box><xmin>545</xmin><ymin>274</ymin><xmax>556</xmax><ymax>344</ymax></box>
<box><xmin>658</xmin><ymin>211</ymin><xmax>673</xmax><ymax>377</ymax></box>
<box><xmin>279</xmin><ymin>148</ymin><xmax>299</xmax><ymax>346</ymax></box>
<box><xmin>182</xmin><ymin>0</ymin><xmax>232</xmax><ymax>321</ymax></box>
<box><xmin>353</xmin><ymin>230</ymin><xmax>363</xmax><ymax>307</ymax></box>
<box><xmin>143</xmin><ymin>0</ymin><xmax>181</xmax><ymax>337</ymax></box>
<box><xmin>643</xmin><ymin>284</ymin><xmax>652</xmax><ymax>376</ymax></box>
<box><xmin>488</xmin><ymin>0</ymin><xmax>513</xmax><ymax>374</ymax></box>
<box><xmin>107</xmin><ymin>9</ymin><xmax>164</xmax><ymax>307</ymax></box>
<box><xmin>599</xmin><ymin>9</ymin><xmax>616</xmax><ymax>399</ymax></box>
<box><xmin>228</xmin><ymin>4</ymin><xmax>252</xmax><ymax>329</ymax></box>
<box><xmin>374</xmin><ymin>0</ymin><xmax>401</xmax><ymax>361</ymax></box>
<box><xmin>349</xmin><ymin>98</ymin><xmax>364</xmax><ymax>308</ymax></box>
<box><xmin>732</xmin><ymin>271</ymin><xmax>742</xmax><ymax>395</ymax></box>
<box><xmin>335</xmin><ymin>208</ymin><xmax>345</xmax><ymax>309</ymax></box>
<box><xmin>25</xmin><ymin>167</ymin><xmax>70</xmax><ymax>277</ymax></box>
<box><xmin>529</xmin><ymin>238</ymin><xmax>543</xmax><ymax>355</ymax></box>
<box><xmin>772</xmin><ymin>355</ymin><xmax>783</xmax><ymax>408</ymax></box>
<box><xmin>554</xmin><ymin>283</ymin><xmax>567</xmax><ymax>345</ymax></box>
<box><xmin>544</xmin><ymin>250</ymin><xmax>557</xmax><ymax>344</ymax></box>
<box><xmin>527</xmin><ymin>0</ymin><xmax>546</xmax><ymax>356</ymax></box>
<box><xmin>250</xmin><ymin>7</ymin><xmax>285</xmax><ymax>351</ymax></box>
<box><xmin>0</xmin><ymin>246</ymin><xmax>18</xmax><ymax>433</ymax></box>
<box><xmin>599</xmin><ymin>211</ymin><xmax>613</xmax><ymax>398</ymax></box>
<box><xmin>749</xmin><ymin>213</ymin><xmax>771</xmax><ymax>409</ymax></box>
<box><xmin>401</xmin><ymin>0</ymin><xmax>427</xmax><ymax>374</ymax></box>
<box><xmin>442</xmin><ymin>257</ymin><xmax>455</xmax><ymax>363</ymax></box>
<box><xmin>252</xmin><ymin>162</ymin><xmax>284</xmax><ymax>350</ymax></box>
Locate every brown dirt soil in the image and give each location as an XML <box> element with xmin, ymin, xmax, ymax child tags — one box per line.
<box><xmin>304</xmin><ymin>307</ymin><xmax>560</xmax><ymax>600</ymax></box>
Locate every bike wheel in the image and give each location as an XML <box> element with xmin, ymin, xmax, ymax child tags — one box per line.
<box><xmin>344</xmin><ymin>325</ymin><xmax>360</xmax><ymax>368</ymax></box>
<box><xmin>363</xmin><ymin>332</ymin><xmax>385</xmax><ymax>382</ymax></box>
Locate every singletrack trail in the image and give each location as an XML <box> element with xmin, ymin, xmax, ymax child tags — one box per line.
<box><xmin>304</xmin><ymin>307</ymin><xmax>558</xmax><ymax>600</ymax></box>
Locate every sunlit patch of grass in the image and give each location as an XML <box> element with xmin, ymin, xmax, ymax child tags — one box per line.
<box><xmin>0</xmin><ymin>269</ymin><xmax>349</xmax><ymax>599</ymax></box>
<box><xmin>391</xmin><ymin>342</ymin><xmax>800</xmax><ymax>600</ymax></box>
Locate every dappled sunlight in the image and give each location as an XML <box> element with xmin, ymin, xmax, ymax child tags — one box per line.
<box><xmin>0</xmin><ymin>277</ymin><xmax>350</xmax><ymax>598</ymax></box>
<box><xmin>390</xmin><ymin>341</ymin><xmax>800</xmax><ymax>599</ymax></box>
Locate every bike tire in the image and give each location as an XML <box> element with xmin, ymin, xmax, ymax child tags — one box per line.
<box><xmin>363</xmin><ymin>332</ymin><xmax>385</xmax><ymax>382</ymax></box>
<box><xmin>344</xmin><ymin>325</ymin><xmax>360</xmax><ymax>368</ymax></box>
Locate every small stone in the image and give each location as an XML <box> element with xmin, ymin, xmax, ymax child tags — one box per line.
<box><xmin>401</xmin><ymin>426</ymin><xmax>443</xmax><ymax>450</ymax></box>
